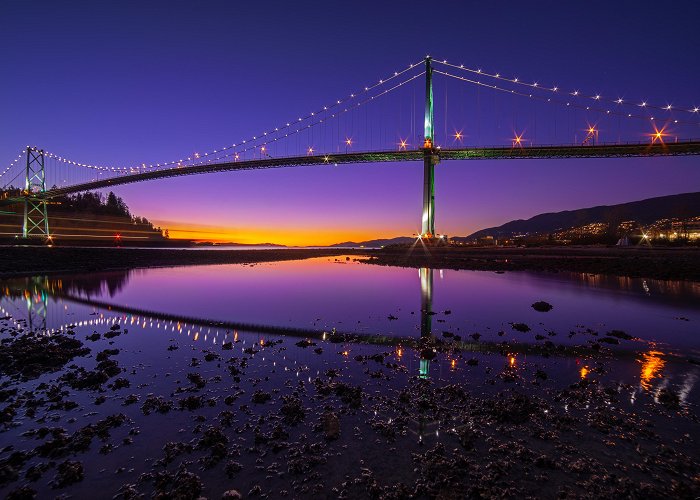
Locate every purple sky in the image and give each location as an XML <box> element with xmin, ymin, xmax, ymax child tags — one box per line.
<box><xmin>2</xmin><ymin>1</ymin><xmax>699</xmax><ymax>245</ymax></box>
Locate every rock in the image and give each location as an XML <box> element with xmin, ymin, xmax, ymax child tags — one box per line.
<box><xmin>6</xmin><ymin>486</ymin><xmax>37</xmax><ymax>499</ymax></box>
<box><xmin>51</xmin><ymin>460</ymin><xmax>83</xmax><ymax>488</ymax></box>
<box><xmin>510</xmin><ymin>323</ymin><xmax>531</xmax><ymax>333</ymax></box>
<box><xmin>0</xmin><ymin>333</ymin><xmax>90</xmax><ymax>380</ymax></box>
<box><xmin>606</xmin><ymin>330</ymin><xmax>634</xmax><ymax>340</ymax></box>
<box><xmin>323</xmin><ymin>412</ymin><xmax>340</xmax><ymax>440</ymax></box>
<box><xmin>223</xmin><ymin>490</ymin><xmax>242</xmax><ymax>499</ymax></box>
<box><xmin>252</xmin><ymin>390</ymin><xmax>271</xmax><ymax>404</ymax></box>
<box><xmin>295</xmin><ymin>339</ymin><xmax>316</xmax><ymax>348</ymax></box>
<box><xmin>532</xmin><ymin>301</ymin><xmax>553</xmax><ymax>312</ymax></box>
<box><xmin>280</xmin><ymin>395</ymin><xmax>305</xmax><ymax>425</ymax></box>
<box><xmin>657</xmin><ymin>388</ymin><xmax>680</xmax><ymax>409</ymax></box>
<box><xmin>187</xmin><ymin>372</ymin><xmax>206</xmax><ymax>389</ymax></box>
<box><xmin>179</xmin><ymin>395</ymin><xmax>204</xmax><ymax>410</ymax></box>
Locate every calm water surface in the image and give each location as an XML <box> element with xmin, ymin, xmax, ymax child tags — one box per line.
<box><xmin>1</xmin><ymin>257</ymin><xmax>699</xmax><ymax>498</ymax></box>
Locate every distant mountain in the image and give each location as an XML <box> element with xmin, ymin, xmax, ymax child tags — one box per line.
<box><xmin>331</xmin><ymin>236</ymin><xmax>415</xmax><ymax>248</ymax></box>
<box><xmin>461</xmin><ymin>192</ymin><xmax>700</xmax><ymax>240</ymax></box>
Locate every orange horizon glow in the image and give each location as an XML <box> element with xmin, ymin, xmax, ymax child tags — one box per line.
<box><xmin>153</xmin><ymin>220</ymin><xmax>406</xmax><ymax>246</ymax></box>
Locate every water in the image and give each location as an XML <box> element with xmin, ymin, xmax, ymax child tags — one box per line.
<box><xmin>1</xmin><ymin>257</ymin><xmax>699</xmax><ymax>497</ymax></box>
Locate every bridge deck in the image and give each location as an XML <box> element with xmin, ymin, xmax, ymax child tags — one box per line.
<box><xmin>14</xmin><ymin>141</ymin><xmax>700</xmax><ymax>199</ymax></box>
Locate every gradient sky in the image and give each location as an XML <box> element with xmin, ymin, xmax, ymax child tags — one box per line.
<box><xmin>2</xmin><ymin>1</ymin><xmax>699</xmax><ymax>245</ymax></box>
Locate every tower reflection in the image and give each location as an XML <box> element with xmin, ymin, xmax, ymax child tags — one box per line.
<box><xmin>419</xmin><ymin>267</ymin><xmax>433</xmax><ymax>379</ymax></box>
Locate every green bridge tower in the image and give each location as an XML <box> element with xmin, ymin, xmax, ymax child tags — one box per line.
<box><xmin>23</xmin><ymin>147</ymin><xmax>50</xmax><ymax>240</ymax></box>
<box><xmin>421</xmin><ymin>56</ymin><xmax>439</xmax><ymax>239</ymax></box>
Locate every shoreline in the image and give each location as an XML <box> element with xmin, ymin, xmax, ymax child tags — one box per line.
<box><xmin>1</xmin><ymin>245</ymin><xmax>699</xmax><ymax>281</ymax></box>
<box><xmin>0</xmin><ymin>247</ymin><xmax>370</xmax><ymax>279</ymax></box>
<box><xmin>367</xmin><ymin>245</ymin><xmax>700</xmax><ymax>282</ymax></box>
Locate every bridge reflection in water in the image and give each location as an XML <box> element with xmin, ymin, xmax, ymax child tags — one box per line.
<box><xmin>419</xmin><ymin>267</ymin><xmax>433</xmax><ymax>379</ymax></box>
<box><xmin>0</xmin><ymin>269</ymin><xmax>696</xmax><ymax>403</ymax></box>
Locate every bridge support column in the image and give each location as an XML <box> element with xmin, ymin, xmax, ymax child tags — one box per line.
<box><xmin>420</xmin><ymin>56</ymin><xmax>438</xmax><ymax>239</ymax></box>
<box><xmin>23</xmin><ymin>147</ymin><xmax>50</xmax><ymax>240</ymax></box>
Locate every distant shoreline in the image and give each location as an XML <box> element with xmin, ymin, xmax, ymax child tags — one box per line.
<box><xmin>367</xmin><ymin>245</ymin><xmax>700</xmax><ymax>282</ymax></box>
<box><xmin>1</xmin><ymin>245</ymin><xmax>699</xmax><ymax>282</ymax></box>
<box><xmin>0</xmin><ymin>247</ymin><xmax>371</xmax><ymax>279</ymax></box>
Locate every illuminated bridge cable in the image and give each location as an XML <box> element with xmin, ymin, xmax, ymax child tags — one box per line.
<box><xmin>433</xmin><ymin>70</ymin><xmax>700</xmax><ymax>127</ymax></box>
<box><xmin>433</xmin><ymin>58</ymin><xmax>700</xmax><ymax>116</ymax></box>
<box><xmin>25</xmin><ymin>69</ymin><xmax>426</xmax><ymax>189</ymax></box>
<box><xmin>0</xmin><ymin>150</ymin><xmax>25</xmax><ymax>183</ymax></box>
<box><xmin>35</xmin><ymin>59</ymin><xmax>425</xmax><ymax>174</ymax></box>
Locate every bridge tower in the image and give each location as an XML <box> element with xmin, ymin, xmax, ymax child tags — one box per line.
<box><xmin>23</xmin><ymin>147</ymin><xmax>50</xmax><ymax>239</ymax></box>
<box><xmin>421</xmin><ymin>57</ymin><xmax>440</xmax><ymax>239</ymax></box>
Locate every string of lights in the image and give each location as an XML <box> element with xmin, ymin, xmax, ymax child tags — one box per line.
<box><xmin>434</xmin><ymin>69</ymin><xmax>700</xmax><ymax>126</ymax></box>
<box><xmin>34</xmin><ymin>59</ymin><xmax>426</xmax><ymax>174</ymax></box>
<box><xmin>186</xmin><ymin>71</ymin><xmax>426</xmax><ymax>166</ymax></box>
<box><xmin>26</xmin><ymin>68</ymin><xmax>425</xmax><ymax>186</ymax></box>
<box><xmin>433</xmin><ymin>58</ymin><xmax>700</xmax><ymax>116</ymax></box>
<box><xmin>0</xmin><ymin>150</ymin><xmax>26</xmax><ymax>183</ymax></box>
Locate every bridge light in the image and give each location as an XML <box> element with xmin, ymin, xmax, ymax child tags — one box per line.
<box><xmin>453</xmin><ymin>131</ymin><xmax>463</xmax><ymax>142</ymax></box>
<box><xmin>398</xmin><ymin>139</ymin><xmax>408</xmax><ymax>150</ymax></box>
<box><xmin>345</xmin><ymin>138</ymin><xmax>352</xmax><ymax>146</ymax></box>
<box><xmin>512</xmin><ymin>132</ymin><xmax>525</xmax><ymax>147</ymax></box>
<box><xmin>650</xmin><ymin>125</ymin><xmax>668</xmax><ymax>144</ymax></box>
<box><xmin>307</xmin><ymin>147</ymin><xmax>314</xmax><ymax>155</ymax></box>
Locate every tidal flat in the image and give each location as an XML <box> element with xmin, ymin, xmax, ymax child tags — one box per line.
<box><xmin>0</xmin><ymin>257</ymin><xmax>698</xmax><ymax>498</ymax></box>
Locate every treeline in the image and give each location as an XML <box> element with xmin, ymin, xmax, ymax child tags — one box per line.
<box><xmin>0</xmin><ymin>188</ymin><xmax>165</xmax><ymax>237</ymax></box>
<box><xmin>51</xmin><ymin>191</ymin><xmax>162</xmax><ymax>233</ymax></box>
<box><xmin>54</xmin><ymin>192</ymin><xmax>132</xmax><ymax>218</ymax></box>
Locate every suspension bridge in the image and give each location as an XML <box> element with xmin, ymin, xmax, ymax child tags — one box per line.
<box><xmin>2</xmin><ymin>56</ymin><xmax>699</xmax><ymax>241</ymax></box>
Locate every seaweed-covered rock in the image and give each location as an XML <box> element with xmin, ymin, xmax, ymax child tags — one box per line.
<box><xmin>51</xmin><ymin>460</ymin><xmax>84</xmax><ymax>488</ymax></box>
<box><xmin>0</xmin><ymin>334</ymin><xmax>90</xmax><ymax>380</ymax></box>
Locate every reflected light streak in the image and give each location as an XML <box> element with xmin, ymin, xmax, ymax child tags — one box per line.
<box><xmin>639</xmin><ymin>350</ymin><xmax>665</xmax><ymax>391</ymax></box>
